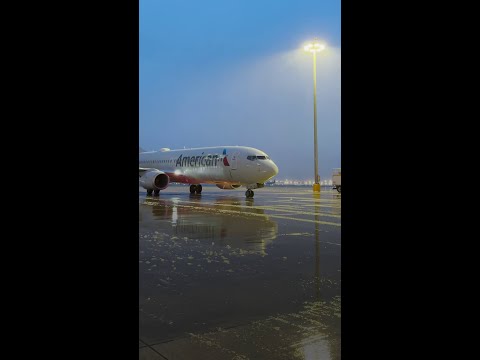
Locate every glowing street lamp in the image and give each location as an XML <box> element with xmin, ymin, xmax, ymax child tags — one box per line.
<box><xmin>304</xmin><ymin>38</ymin><xmax>326</xmax><ymax>192</ymax></box>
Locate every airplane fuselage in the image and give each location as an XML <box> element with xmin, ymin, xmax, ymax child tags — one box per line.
<box><xmin>139</xmin><ymin>146</ymin><xmax>278</xmax><ymax>191</ymax></box>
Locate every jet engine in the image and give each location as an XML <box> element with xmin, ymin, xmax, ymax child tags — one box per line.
<box><xmin>216</xmin><ymin>183</ymin><xmax>242</xmax><ymax>190</ymax></box>
<box><xmin>139</xmin><ymin>170</ymin><xmax>170</xmax><ymax>191</ymax></box>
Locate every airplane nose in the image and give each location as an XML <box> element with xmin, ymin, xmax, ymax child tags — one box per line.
<box><xmin>269</xmin><ymin>161</ymin><xmax>279</xmax><ymax>178</ymax></box>
<box><xmin>257</xmin><ymin>159</ymin><xmax>279</xmax><ymax>181</ymax></box>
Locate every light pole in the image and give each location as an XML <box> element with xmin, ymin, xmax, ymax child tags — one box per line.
<box><xmin>304</xmin><ymin>39</ymin><xmax>326</xmax><ymax>192</ymax></box>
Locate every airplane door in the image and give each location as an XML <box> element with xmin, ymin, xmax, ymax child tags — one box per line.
<box><xmin>231</xmin><ymin>153</ymin><xmax>238</xmax><ymax>170</ymax></box>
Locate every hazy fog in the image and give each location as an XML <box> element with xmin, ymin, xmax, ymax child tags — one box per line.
<box><xmin>140</xmin><ymin>0</ymin><xmax>340</xmax><ymax>180</ymax></box>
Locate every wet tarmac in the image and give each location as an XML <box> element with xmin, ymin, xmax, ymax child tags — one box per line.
<box><xmin>139</xmin><ymin>185</ymin><xmax>341</xmax><ymax>360</ymax></box>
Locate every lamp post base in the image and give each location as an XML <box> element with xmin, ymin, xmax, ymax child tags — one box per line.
<box><xmin>313</xmin><ymin>183</ymin><xmax>320</xmax><ymax>192</ymax></box>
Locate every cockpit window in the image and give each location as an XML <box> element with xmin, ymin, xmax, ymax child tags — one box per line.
<box><xmin>247</xmin><ymin>155</ymin><xmax>269</xmax><ymax>161</ymax></box>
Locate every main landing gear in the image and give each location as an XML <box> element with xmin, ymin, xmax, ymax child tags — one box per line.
<box><xmin>245</xmin><ymin>189</ymin><xmax>254</xmax><ymax>198</ymax></box>
<box><xmin>189</xmin><ymin>184</ymin><xmax>203</xmax><ymax>194</ymax></box>
<box><xmin>146</xmin><ymin>189</ymin><xmax>160</xmax><ymax>196</ymax></box>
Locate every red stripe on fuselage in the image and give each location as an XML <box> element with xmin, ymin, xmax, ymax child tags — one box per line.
<box><xmin>165</xmin><ymin>173</ymin><xmax>202</xmax><ymax>184</ymax></box>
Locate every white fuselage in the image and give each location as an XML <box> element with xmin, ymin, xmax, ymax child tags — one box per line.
<box><xmin>139</xmin><ymin>146</ymin><xmax>278</xmax><ymax>188</ymax></box>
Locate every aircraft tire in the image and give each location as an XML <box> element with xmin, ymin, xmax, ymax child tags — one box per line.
<box><xmin>154</xmin><ymin>189</ymin><xmax>160</xmax><ymax>196</ymax></box>
<box><xmin>190</xmin><ymin>185</ymin><xmax>196</xmax><ymax>194</ymax></box>
<box><xmin>147</xmin><ymin>189</ymin><xmax>153</xmax><ymax>196</ymax></box>
<box><xmin>337</xmin><ymin>186</ymin><xmax>341</xmax><ymax>193</ymax></box>
<box><xmin>196</xmin><ymin>184</ymin><xmax>202</xmax><ymax>194</ymax></box>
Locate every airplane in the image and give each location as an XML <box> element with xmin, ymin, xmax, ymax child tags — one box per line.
<box><xmin>139</xmin><ymin>146</ymin><xmax>279</xmax><ymax>198</ymax></box>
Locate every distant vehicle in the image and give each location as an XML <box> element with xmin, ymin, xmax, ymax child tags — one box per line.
<box><xmin>265</xmin><ymin>179</ymin><xmax>276</xmax><ymax>186</ymax></box>
<box><xmin>332</xmin><ymin>168</ymin><xmax>341</xmax><ymax>193</ymax></box>
<box><xmin>139</xmin><ymin>146</ymin><xmax>278</xmax><ymax>198</ymax></box>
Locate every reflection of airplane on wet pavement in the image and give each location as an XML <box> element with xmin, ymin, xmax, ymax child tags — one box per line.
<box><xmin>139</xmin><ymin>146</ymin><xmax>278</xmax><ymax>198</ymax></box>
<box><xmin>139</xmin><ymin>196</ymin><xmax>278</xmax><ymax>255</ymax></box>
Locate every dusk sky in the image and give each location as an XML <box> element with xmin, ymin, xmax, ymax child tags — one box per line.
<box><xmin>140</xmin><ymin>0</ymin><xmax>340</xmax><ymax>180</ymax></box>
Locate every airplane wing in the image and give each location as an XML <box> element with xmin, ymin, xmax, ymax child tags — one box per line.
<box><xmin>140</xmin><ymin>167</ymin><xmax>174</xmax><ymax>177</ymax></box>
<box><xmin>139</xmin><ymin>167</ymin><xmax>152</xmax><ymax>177</ymax></box>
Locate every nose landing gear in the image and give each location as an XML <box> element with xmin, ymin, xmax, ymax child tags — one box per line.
<box><xmin>245</xmin><ymin>189</ymin><xmax>254</xmax><ymax>198</ymax></box>
<box><xmin>189</xmin><ymin>184</ymin><xmax>203</xmax><ymax>194</ymax></box>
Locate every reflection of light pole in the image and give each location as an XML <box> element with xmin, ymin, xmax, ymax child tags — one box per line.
<box><xmin>304</xmin><ymin>39</ymin><xmax>326</xmax><ymax>192</ymax></box>
<box><xmin>313</xmin><ymin>193</ymin><xmax>320</xmax><ymax>300</ymax></box>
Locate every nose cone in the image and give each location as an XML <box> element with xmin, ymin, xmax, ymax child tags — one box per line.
<box><xmin>267</xmin><ymin>161</ymin><xmax>279</xmax><ymax>179</ymax></box>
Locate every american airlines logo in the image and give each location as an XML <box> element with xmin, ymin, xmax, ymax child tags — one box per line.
<box><xmin>175</xmin><ymin>154</ymin><xmax>221</xmax><ymax>167</ymax></box>
<box><xmin>175</xmin><ymin>149</ymin><xmax>231</xmax><ymax>168</ymax></box>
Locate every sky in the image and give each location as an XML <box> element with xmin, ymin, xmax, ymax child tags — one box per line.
<box><xmin>140</xmin><ymin>0</ymin><xmax>340</xmax><ymax>180</ymax></box>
